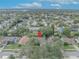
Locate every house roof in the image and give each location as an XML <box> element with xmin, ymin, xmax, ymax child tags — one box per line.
<box><xmin>63</xmin><ymin>37</ymin><xmax>75</xmax><ymax>44</ymax></box>
<box><xmin>19</xmin><ymin>36</ymin><xmax>29</xmax><ymax>45</ymax></box>
<box><xmin>1</xmin><ymin>37</ymin><xmax>20</xmax><ymax>42</ymax></box>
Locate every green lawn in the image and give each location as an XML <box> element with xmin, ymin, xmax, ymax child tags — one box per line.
<box><xmin>64</xmin><ymin>45</ymin><xmax>74</xmax><ymax>49</ymax></box>
<box><xmin>5</xmin><ymin>44</ymin><xmax>24</xmax><ymax>49</ymax></box>
<box><xmin>77</xmin><ymin>44</ymin><xmax>79</xmax><ymax>47</ymax></box>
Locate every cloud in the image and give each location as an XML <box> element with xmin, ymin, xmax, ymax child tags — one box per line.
<box><xmin>15</xmin><ymin>2</ymin><xmax>42</xmax><ymax>9</ymax></box>
<box><xmin>50</xmin><ymin>4</ymin><xmax>61</xmax><ymax>7</ymax></box>
<box><xmin>72</xmin><ymin>1</ymin><xmax>79</xmax><ymax>4</ymax></box>
<box><xmin>50</xmin><ymin>4</ymin><xmax>61</xmax><ymax>9</ymax></box>
<box><xmin>40</xmin><ymin>0</ymin><xmax>79</xmax><ymax>4</ymax></box>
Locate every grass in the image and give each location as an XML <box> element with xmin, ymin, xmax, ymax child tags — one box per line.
<box><xmin>5</xmin><ymin>44</ymin><xmax>24</xmax><ymax>49</ymax></box>
<box><xmin>77</xmin><ymin>44</ymin><xmax>79</xmax><ymax>47</ymax></box>
<box><xmin>64</xmin><ymin>44</ymin><xmax>74</xmax><ymax>49</ymax></box>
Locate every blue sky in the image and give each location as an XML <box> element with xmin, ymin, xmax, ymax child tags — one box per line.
<box><xmin>0</xmin><ymin>0</ymin><xmax>79</xmax><ymax>9</ymax></box>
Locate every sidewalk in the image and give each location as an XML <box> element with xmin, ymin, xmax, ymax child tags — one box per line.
<box><xmin>73</xmin><ymin>45</ymin><xmax>79</xmax><ymax>51</ymax></box>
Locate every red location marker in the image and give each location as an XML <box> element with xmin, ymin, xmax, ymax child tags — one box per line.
<box><xmin>37</xmin><ymin>31</ymin><xmax>42</xmax><ymax>40</ymax></box>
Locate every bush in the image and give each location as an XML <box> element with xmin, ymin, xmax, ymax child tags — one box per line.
<box><xmin>64</xmin><ymin>42</ymin><xmax>69</xmax><ymax>46</ymax></box>
<box><xmin>9</xmin><ymin>55</ymin><xmax>15</xmax><ymax>59</ymax></box>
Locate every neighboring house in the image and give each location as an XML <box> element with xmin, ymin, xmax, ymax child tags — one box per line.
<box><xmin>19</xmin><ymin>36</ymin><xmax>29</xmax><ymax>45</ymax></box>
<box><xmin>71</xmin><ymin>24</ymin><xmax>79</xmax><ymax>32</ymax></box>
<box><xmin>1</xmin><ymin>37</ymin><xmax>20</xmax><ymax>45</ymax></box>
<box><xmin>63</xmin><ymin>37</ymin><xmax>75</xmax><ymax>44</ymax></box>
<box><xmin>57</xmin><ymin>27</ymin><xmax>64</xmax><ymax>33</ymax></box>
<box><xmin>31</xmin><ymin>20</ymin><xmax>37</xmax><ymax>26</ymax></box>
<box><xmin>29</xmin><ymin>27</ymin><xmax>40</xmax><ymax>31</ymax></box>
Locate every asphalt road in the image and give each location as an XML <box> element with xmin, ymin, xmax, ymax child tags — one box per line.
<box><xmin>64</xmin><ymin>51</ymin><xmax>79</xmax><ymax>56</ymax></box>
<box><xmin>0</xmin><ymin>51</ymin><xmax>16</xmax><ymax>57</ymax></box>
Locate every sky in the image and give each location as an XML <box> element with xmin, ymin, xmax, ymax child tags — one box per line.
<box><xmin>0</xmin><ymin>0</ymin><xmax>79</xmax><ymax>9</ymax></box>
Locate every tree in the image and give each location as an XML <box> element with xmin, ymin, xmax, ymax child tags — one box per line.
<box><xmin>11</xmin><ymin>27</ymin><xmax>29</xmax><ymax>36</ymax></box>
<box><xmin>63</xmin><ymin>27</ymin><xmax>71</xmax><ymax>37</ymax></box>
<box><xmin>0</xmin><ymin>30</ymin><xmax>8</xmax><ymax>36</ymax></box>
<box><xmin>40</xmin><ymin>27</ymin><xmax>54</xmax><ymax>38</ymax></box>
<box><xmin>9</xmin><ymin>55</ymin><xmax>15</xmax><ymax>59</ymax></box>
<box><xmin>74</xmin><ymin>32</ymin><xmax>79</xmax><ymax>36</ymax></box>
<box><xmin>74</xmin><ymin>19</ymin><xmax>79</xmax><ymax>24</ymax></box>
<box><xmin>19</xmin><ymin>37</ymin><xmax>63</xmax><ymax>59</ymax></box>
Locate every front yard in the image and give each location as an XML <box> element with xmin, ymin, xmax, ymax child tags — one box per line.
<box><xmin>5</xmin><ymin>44</ymin><xmax>24</xmax><ymax>49</ymax></box>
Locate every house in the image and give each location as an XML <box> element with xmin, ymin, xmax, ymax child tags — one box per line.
<box><xmin>29</xmin><ymin>27</ymin><xmax>40</xmax><ymax>31</ymax></box>
<box><xmin>63</xmin><ymin>37</ymin><xmax>75</xmax><ymax>44</ymax></box>
<box><xmin>57</xmin><ymin>27</ymin><xmax>64</xmax><ymax>33</ymax></box>
<box><xmin>71</xmin><ymin>24</ymin><xmax>79</xmax><ymax>32</ymax></box>
<box><xmin>19</xmin><ymin>36</ymin><xmax>29</xmax><ymax>45</ymax></box>
<box><xmin>1</xmin><ymin>37</ymin><xmax>20</xmax><ymax>45</ymax></box>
